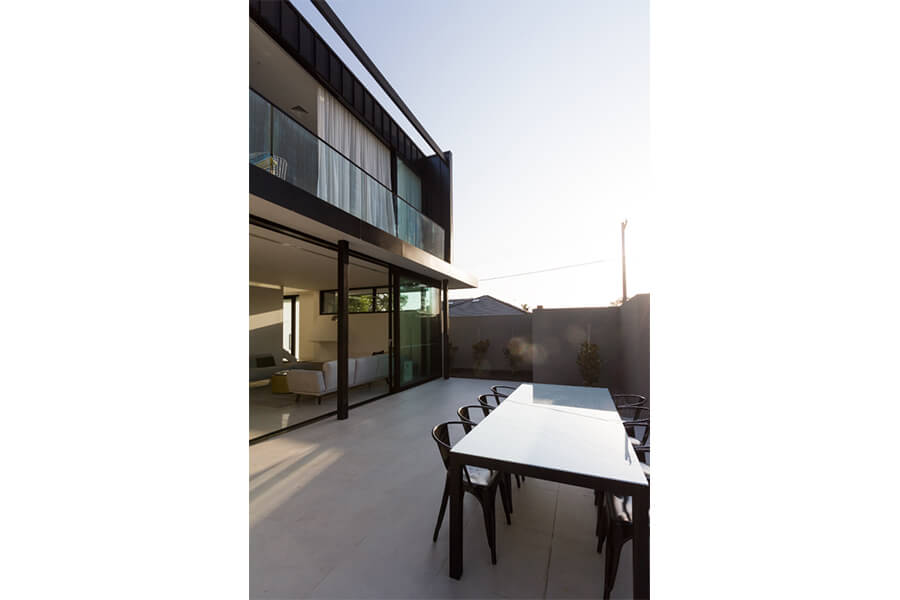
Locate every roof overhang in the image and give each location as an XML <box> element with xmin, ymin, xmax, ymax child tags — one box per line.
<box><xmin>250</xmin><ymin>193</ymin><xmax>477</xmax><ymax>290</ymax></box>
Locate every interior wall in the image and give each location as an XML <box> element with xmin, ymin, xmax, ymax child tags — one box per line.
<box><xmin>249</xmin><ymin>285</ymin><xmax>284</xmax><ymax>357</ymax></box>
<box><xmin>297</xmin><ymin>290</ymin><xmax>389</xmax><ymax>362</ymax></box>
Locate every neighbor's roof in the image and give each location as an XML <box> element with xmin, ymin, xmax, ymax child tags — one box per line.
<box><xmin>449</xmin><ymin>295</ymin><xmax>527</xmax><ymax>317</ymax></box>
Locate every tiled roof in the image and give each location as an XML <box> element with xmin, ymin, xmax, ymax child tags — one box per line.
<box><xmin>449</xmin><ymin>295</ymin><xmax>527</xmax><ymax>317</ymax></box>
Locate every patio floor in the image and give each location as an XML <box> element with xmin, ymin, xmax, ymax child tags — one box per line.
<box><xmin>250</xmin><ymin>377</ymin><xmax>635</xmax><ymax>599</ymax></box>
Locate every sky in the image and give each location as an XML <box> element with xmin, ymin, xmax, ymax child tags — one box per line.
<box><xmin>291</xmin><ymin>0</ymin><xmax>649</xmax><ymax>309</ymax></box>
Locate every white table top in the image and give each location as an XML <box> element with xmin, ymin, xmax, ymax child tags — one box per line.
<box><xmin>451</xmin><ymin>383</ymin><xmax>648</xmax><ymax>488</ymax></box>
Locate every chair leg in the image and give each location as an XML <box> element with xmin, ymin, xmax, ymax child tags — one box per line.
<box><xmin>596</xmin><ymin>497</ymin><xmax>608</xmax><ymax>553</ymax></box>
<box><xmin>479</xmin><ymin>488</ymin><xmax>497</xmax><ymax>565</ymax></box>
<box><xmin>432</xmin><ymin>479</ymin><xmax>449</xmax><ymax>543</ymax></box>
<box><xmin>505</xmin><ymin>473</ymin><xmax>514</xmax><ymax>514</ymax></box>
<box><xmin>603</xmin><ymin>523</ymin><xmax>625</xmax><ymax>600</ymax></box>
<box><xmin>514</xmin><ymin>474</ymin><xmax>521</xmax><ymax>488</ymax></box>
<box><xmin>498</xmin><ymin>475</ymin><xmax>512</xmax><ymax>525</ymax></box>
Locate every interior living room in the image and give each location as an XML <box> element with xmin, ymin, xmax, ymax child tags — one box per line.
<box><xmin>250</xmin><ymin>224</ymin><xmax>392</xmax><ymax>440</ymax></box>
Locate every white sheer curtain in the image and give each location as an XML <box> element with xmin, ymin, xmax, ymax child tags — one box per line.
<box><xmin>317</xmin><ymin>87</ymin><xmax>395</xmax><ymax>234</ymax></box>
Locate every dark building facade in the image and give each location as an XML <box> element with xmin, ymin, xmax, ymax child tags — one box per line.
<box><xmin>249</xmin><ymin>0</ymin><xmax>475</xmax><ymax>441</ymax></box>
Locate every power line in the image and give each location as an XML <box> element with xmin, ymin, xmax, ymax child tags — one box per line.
<box><xmin>479</xmin><ymin>259</ymin><xmax>608</xmax><ymax>282</ymax></box>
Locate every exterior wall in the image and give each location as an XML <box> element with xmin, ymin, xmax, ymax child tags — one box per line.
<box><xmin>618</xmin><ymin>293</ymin><xmax>650</xmax><ymax>403</ymax></box>
<box><xmin>449</xmin><ymin>294</ymin><xmax>650</xmax><ymax>397</ymax></box>
<box><xmin>449</xmin><ymin>314</ymin><xmax>532</xmax><ymax>372</ymax></box>
<box><xmin>249</xmin><ymin>285</ymin><xmax>284</xmax><ymax>357</ymax></box>
<box><xmin>532</xmin><ymin>307</ymin><xmax>621</xmax><ymax>387</ymax></box>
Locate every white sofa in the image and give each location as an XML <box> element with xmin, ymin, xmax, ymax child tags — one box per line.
<box><xmin>286</xmin><ymin>354</ymin><xmax>389</xmax><ymax>401</ymax></box>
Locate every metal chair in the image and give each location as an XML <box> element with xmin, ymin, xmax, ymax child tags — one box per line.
<box><xmin>623</xmin><ymin>407</ymin><xmax>650</xmax><ymax>463</ymax></box>
<box><xmin>457</xmin><ymin>405</ymin><xmax>514</xmax><ymax>515</ymax></box>
<box><xmin>491</xmin><ymin>384</ymin><xmax>517</xmax><ymax>399</ymax></box>
<box><xmin>431</xmin><ymin>421</ymin><xmax>511</xmax><ymax>565</ymax></box>
<box><xmin>456</xmin><ymin>404</ymin><xmax>494</xmax><ymax>433</ymax></box>
<box><xmin>612</xmin><ymin>393</ymin><xmax>647</xmax><ymax>421</ymax></box>
<box><xmin>478</xmin><ymin>392</ymin><xmax>503</xmax><ymax>409</ymax></box>
<box><xmin>595</xmin><ymin>488</ymin><xmax>649</xmax><ymax>600</ymax></box>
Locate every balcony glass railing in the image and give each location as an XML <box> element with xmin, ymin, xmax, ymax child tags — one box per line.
<box><xmin>250</xmin><ymin>89</ymin><xmax>446</xmax><ymax>260</ymax></box>
<box><xmin>397</xmin><ymin>196</ymin><xmax>445</xmax><ymax>259</ymax></box>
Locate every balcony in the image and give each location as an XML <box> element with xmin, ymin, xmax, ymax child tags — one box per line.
<box><xmin>250</xmin><ymin>89</ymin><xmax>446</xmax><ymax>260</ymax></box>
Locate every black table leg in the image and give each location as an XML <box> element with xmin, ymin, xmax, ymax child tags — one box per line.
<box><xmin>632</xmin><ymin>486</ymin><xmax>650</xmax><ymax>599</ymax></box>
<box><xmin>448</xmin><ymin>459</ymin><xmax>463</xmax><ymax>579</ymax></box>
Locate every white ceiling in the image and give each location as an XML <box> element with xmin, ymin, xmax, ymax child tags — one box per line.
<box><xmin>250</xmin><ymin>224</ymin><xmax>388</xmax><ymax>291</ymax></box>
<box><xmin>250</xmin><ymin>20</ymin><xmax>318</xmax><ymax>133</ymax></box>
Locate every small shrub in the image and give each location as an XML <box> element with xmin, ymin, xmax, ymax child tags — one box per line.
<box><xmin>472</xmin><ymin>339</ymin><xmax>491</xmax><ymax>373</ymax></box>
<box><xmin>576</xmin><ymin>341</ymin><xmax>604</xmax><ymax>386</ymax></box>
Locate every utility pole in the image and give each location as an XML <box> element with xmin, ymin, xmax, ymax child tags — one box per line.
<box><xmin>620</xmin><ymin>220</ymin><xmax>628</xmax><ymax>304</ymax></box>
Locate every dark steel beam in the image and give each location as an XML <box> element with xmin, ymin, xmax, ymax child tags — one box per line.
<box><xmin>442</xmin><ymin>279</ymin><xmax>450</xmax><ymax>379</ymax></box>
<box><xmin>309</xmin><ymin>0</ymin><xmax>447</xmax><ymax>163</ymax></box>
<box><xmin>337</xmin><ymin>240</ymin><xmax>349</xmax><ymax>419</ymax></box>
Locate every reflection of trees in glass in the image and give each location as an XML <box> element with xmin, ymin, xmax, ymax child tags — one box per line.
<box><xmin>375</xmin><ymin>288</ymin><xmax>391</xmax><ymax>311</ymax></box>
<box><xmin>349</xmin><ymin>291</ymin><xmax>373</xmax><ymax>313</ymax></box>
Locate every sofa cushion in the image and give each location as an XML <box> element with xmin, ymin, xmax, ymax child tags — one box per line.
<box><xmin>354</xmin><ymin>355</ymin><xmax>378</xmax><ymax>384</ymax></box>
<box><xmin>286</xmin><ymin>369</ymin><xmax>326</xmax><ymax>395</ymax></box>
<box><xmin>323</xmin><ymin>359</ymin><xmax>356</xmax><ymax>392</ymax></box>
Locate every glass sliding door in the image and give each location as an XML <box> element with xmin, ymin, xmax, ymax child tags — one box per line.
<box><xmin>397</xmin><ymin>275</ymin><xmax>442</xmax><ymax>387</ymax></box>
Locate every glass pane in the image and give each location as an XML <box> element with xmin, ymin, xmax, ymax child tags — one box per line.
<box><xmin>282</xmin><ymin>298</ymin><xmax>292</xmax><ymax>353</ymax></box>
<box><xmin>396</xmin><ymin>158</ymin><xmax>422</xmax><ymax>211</ymax></box>
<box><xmin>321</xmin><ymin>291</ymin><xmax>337</xmax><ymax>314</ymax></box>
<box><xmin>349</xmin><ymin>289</ymin><xmax>374</xmax><ymax>313</ymax></box>
<box><xmin>249</xmin><ymin>89</ymin><xmax>396</xmax><ymax>238</ymax></box>
<box><xmin>249</xmin><ymin>89</ymin><xmax>271</xmax><ymax>167</ymax></box>
<box><xmin>374</xmin><ymin>287</ymin><xmax>391</xmax><ymax>312</ymax></box>
<box><xmin>272</xmin><ymin>108</ymin><xmax>318</xmax><ymax>194</ymax></box>
<box><xmin>398</xmin><ymin>276</ymin><xmax>442</xmax><ymax>386</ymax></box>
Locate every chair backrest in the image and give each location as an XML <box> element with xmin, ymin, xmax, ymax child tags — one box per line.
<box><xmin>431</xmin><ymin>422</ymin><xmax>473</xmax><ymax>484</ymax></box>
<box><xmin>491</xmin><ymin>385</ymin><xmax>517</xmax><ymax>399</ymax></box>
<box><xmin>614</xmin><ymin>394</ymin><xmax>648</xmax><ymax>421</ymax></box>
<box><xmin>457</xmin><ymin>404</ymin><xmax>494</xmax><ymax>432</ymax></box>
<box><xmin>478</xmin><ymin>393</ymin><xmax>502</xmax><ymax>409</ymax></box>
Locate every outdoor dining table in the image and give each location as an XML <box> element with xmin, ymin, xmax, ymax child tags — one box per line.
<box><xmin>447</xmin><ymin>383</ymin><xmax>650</xmax><ymax>598</ymax></box>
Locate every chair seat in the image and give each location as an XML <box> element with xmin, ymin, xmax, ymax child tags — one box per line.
<box><xmin>641</xmin><ymin>462</ymin><xmax>650</xmax><ymax>479</ymax></box>
<box><xmin>465</xmin><ymin>466</ymin><xmax>496</xmax><ymax>487</ymax></box>
<box><xmin>609</xmin><ymin>494</ymin><xmax>633</xmax><ymax>523</ymax></box>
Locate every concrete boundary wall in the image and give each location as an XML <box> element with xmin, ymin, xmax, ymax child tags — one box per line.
<box><xmin>448</xmin><ymin>294</ymin><xmax>649</xmax><ymax>401</ymax></box>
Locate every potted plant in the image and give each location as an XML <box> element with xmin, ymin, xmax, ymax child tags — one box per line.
<box><xmin>576</xmin><ymin>341</ymin><xmax>604</xmax><ymax>387</ymax></box>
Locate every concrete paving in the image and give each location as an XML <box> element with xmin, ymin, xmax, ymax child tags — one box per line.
<box><xmin>250</xmin><ymin>377</ymin><xmax>636</xmax><ymax>599</ymax></box>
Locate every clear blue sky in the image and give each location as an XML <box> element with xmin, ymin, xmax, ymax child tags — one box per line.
<box><xmin>291</xmin><ymin>0</ymin><xmax>649</xmax><ymax>308</ymax></box>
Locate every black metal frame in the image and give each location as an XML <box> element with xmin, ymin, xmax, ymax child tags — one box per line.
<box><xmin>283</xmin><ymin>294</ymin><xmax>298</xmax><ymax>357</ymax></box>
<box><xmin>318</xmin><ymin>287</ymin><xmax>391</xmax><ymax>315</ymax></box>
<box><xmin>446</xmin><ymin>403</ymin><xmax>650</xmax><ymax>598</ymax></box>
<box><xmin>337</xmin><ymin>240</ymin><xmax>349</xmax><ymax>420</ymax></box>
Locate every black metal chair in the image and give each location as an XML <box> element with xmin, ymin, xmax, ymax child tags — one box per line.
<box><xmin>478</xmin><ymin>392</ymin><xmax>503</xmax><ymax>408</ymax></box>
<box><xmin>595</xmin><ymin>489</ymin><xmax>648</xmax><ymax>600</ymax></box>
<box><xmin>456</xmin><ymin>404</ymin><xmax>494</xmax><ymax>433</ymax></box>
<box><xmin>623</xmin><ymin>407</ymin><xmax>650</xmax><ymax>463</ymax></box>
<box><xmin>431</xmin><ymin>421</ymin><xmax>510</xmax><ymax>565</ymax></box>
<box><xmin>491</xmin><ymin>384</ymin><xmax>517</xmax><ymax>399</ymax></box>
<box><xmin>613</xmin><ymin>393</ymin><xmax>647</xmax><ymax>421</ymax></box>
<box><xmin>457</xmin><ymin>405</ymin><xmax>514</xmax><ymax>516</ymax></box>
